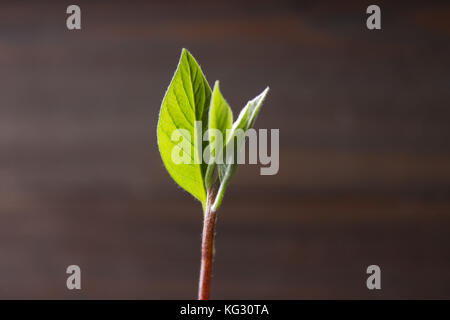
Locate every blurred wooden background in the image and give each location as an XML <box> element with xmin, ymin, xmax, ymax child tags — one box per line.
<box><xmin>0</xmin><ymin>0</ymin><xmax>449</xmax><ymax>299</ymax></box>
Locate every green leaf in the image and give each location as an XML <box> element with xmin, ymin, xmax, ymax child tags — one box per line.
<box><xmin>157</xmin><ymin>48</ymin><xmax>211</xmax><ymax>207</ymax></box>
<box><xmin>209</xmin><ymin>81</ymin><xmax>233</xmax><ymax>157</ymax></box>
<box><xmin>204</xmin><ymin>81</ymin><xmax>233</xmax><ymax>188</ymax></box>
<box><xmin>212</xmin><ymin>87</ymin><xmax>270</xmax><ymax>211</ymax></box>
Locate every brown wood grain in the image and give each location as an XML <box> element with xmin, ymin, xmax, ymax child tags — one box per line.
<box><xmin>0</xmin><ymin>0</ymin><xmax>449</xmax><ymax>299</ymax></box>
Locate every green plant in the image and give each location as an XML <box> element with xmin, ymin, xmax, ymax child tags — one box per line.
<box><xmin>157</xmin><ymin>48</ymin><xmax>269</xmax><ymax>299</ymax></box>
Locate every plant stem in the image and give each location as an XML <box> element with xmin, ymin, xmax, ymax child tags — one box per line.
<box><xmin>198</xmin><ymin>186</ymin><xmax>218</xmax><ymax>300</ymax></box>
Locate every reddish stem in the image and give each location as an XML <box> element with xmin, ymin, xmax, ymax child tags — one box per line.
<box><xmin>198</xmin><ymin>188</ymin><xmax>218</xmax><ymax>300</ymax></box>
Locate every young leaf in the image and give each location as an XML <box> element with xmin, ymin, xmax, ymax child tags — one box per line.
<box><xmin>212</xmin><ymin>87</ymin><xmax>270</xmax><ymax>211</ymax></box>
<box><xmin>217</xmin><ymin>86</ymin><xmax>270</xmax><ymax>181</ymax></box>
<box><xmin>204</xmin><ymin>81</ymin><xmax>233</xmax><ymax>188</ymax></box>
<box><xmin>157</xmin><ymin>49</ymin><xmax>211</xmax><ymax>207</ymax></box>
<box><xmin>209</xmin><ymin>81</ymin><xmax>233</xmax><ymax>155</ymax></box>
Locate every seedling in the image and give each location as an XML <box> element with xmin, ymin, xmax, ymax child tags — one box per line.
<box><xmin>157</xmin><ymin>49</ymin><xmax>269</xmax><ymax>299</ymax></box>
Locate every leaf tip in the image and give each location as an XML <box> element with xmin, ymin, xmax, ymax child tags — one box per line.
<box><xmin>180</xmin><ymin>48</ymin><xmax>193</xmax><ymax>62</ymax></box>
